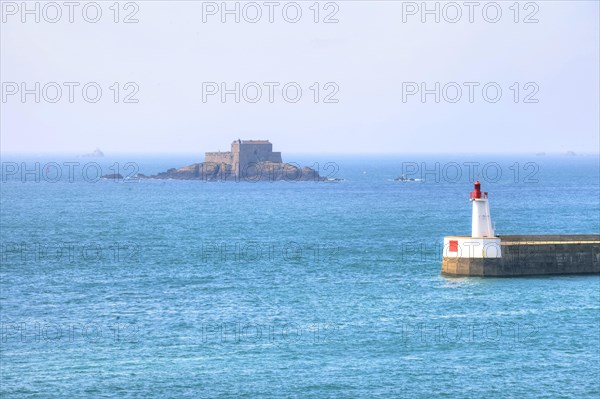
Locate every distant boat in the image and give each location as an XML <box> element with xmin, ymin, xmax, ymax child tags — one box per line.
<box><xmin>82</xmin><ymin>148</ymin><xmax>104</xmax><ymax>158</ymax></box>
<box><xmin>394</xmin><ymin>174</ymin><xmax>417</xmax><ymax>182</ymax></box>
<box><xmin>100</xmin><ymin>173</ymin><xmax>123</xmax><ymax>180</ymax></box>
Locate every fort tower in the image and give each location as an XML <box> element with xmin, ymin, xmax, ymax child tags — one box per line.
<box><xmin>204</xmin><ymin>139</ymin><xmax>282</xmax><ymax>177</ymax></box>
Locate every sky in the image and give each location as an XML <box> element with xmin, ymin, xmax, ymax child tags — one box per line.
<box><xmin>1</xmin><ymin>0</ymin><xmax>599</xmax><ymax>155</ymax></box>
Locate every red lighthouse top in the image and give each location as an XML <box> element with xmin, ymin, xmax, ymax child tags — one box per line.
<box><xmin>470</xmin><ymin>180</ymin><xmax>488</xmax><ymax>200</ymax></box>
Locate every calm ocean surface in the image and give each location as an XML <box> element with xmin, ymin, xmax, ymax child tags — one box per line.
<box><xmin>1</xmin><ymin>154</ymin><xmax>599</xmax><ymax>398</ymax></box>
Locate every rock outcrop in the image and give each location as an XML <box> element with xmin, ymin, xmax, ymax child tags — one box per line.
<box><xmin>148</xmin><ymin>161</ymin><xmax>323</xmax><ymax>181</ymax></box>
<box><xmin>100</xmin><ymin>173</ymin><xmax>123</xmax><ymax>179</ymax></box>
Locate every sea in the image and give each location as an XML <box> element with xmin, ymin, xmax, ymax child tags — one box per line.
<box><xmin>1</xmin><ymin>153</ymin><xmax>599</xmax><ymax>398</ymax></box>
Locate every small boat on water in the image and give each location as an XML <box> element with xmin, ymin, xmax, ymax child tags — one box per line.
<box><xmin>394</xmin><ymin>175</ymin><xmax>417</xmax><ymax>182</ymax></box>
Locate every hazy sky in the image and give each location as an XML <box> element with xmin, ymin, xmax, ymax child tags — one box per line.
<box><xmin>1</xmin><ymin>1</ymin><xmax>599</xmax><ymax>154</ymax></box>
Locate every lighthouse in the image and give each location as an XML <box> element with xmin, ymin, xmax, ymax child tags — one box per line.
<box><xmin>470</xmin><ymin>180</ymin><xmax>495</xmax><ymax>237</ymax></box>
<box><xmin>441</xmin><ymin>182</ymin><xmax>600</xmax><ymax>276</ymax></box>
<box><xmin>442</xmin><ymin>181</ymin><xmax>502</xmax><ymax>268</ymax></box>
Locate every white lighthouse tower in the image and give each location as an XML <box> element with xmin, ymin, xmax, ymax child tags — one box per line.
<box><xmin>470</xmin><ymin>180</ymin><xmax>495</xmax><ymax>237</ymax></box>
<box><xmin>443</xmin><ymin>181</ymin><xmax>502</xmax><ymax>260</ymax></box>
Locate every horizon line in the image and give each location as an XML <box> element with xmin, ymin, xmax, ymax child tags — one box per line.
<box><xmin>1</xmin><ymin>150</ymin><xmax>599</xmax><ymax>157</ymax></box>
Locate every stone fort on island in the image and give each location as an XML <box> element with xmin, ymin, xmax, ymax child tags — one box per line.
<box><xmin>148</xmin><ymin>139</ymin><xmax>321</xmax><ymax>181</ymax></box>
<box><xmin>204</xmin><ymin>139</ymin><xmax>283</xmax><ymax>177</ymax></box>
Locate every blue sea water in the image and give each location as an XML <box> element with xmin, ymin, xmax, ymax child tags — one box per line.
<box><xmin>1</xmin><ymin>154</ymin><xmax>599</xmax><ymax>398</ymax></box>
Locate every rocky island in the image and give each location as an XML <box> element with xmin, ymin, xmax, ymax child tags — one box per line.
<box><xmin>82</xmin><ymin>148</ymin><xmax>104</xmax><ymax>158</ymax></box>
<box><xmin>145</xmin><ymin>140</ymin><xmax>324</xmax><ymax>181</ymax></box>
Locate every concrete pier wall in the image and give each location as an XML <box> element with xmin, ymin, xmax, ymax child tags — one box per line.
<box><xmin>442</xmin><ymin>235</ymin><xmax>600</xmax><ymax>276</ymax></box>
